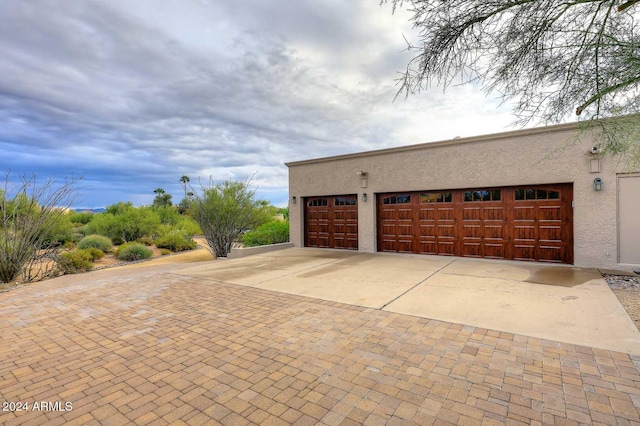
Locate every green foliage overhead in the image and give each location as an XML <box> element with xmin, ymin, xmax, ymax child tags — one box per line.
<box><xmin>383</xmin><ymin>0</ymin><xmax>640</xmax><ymax>160</ymax></box>
<box><xmin>242</xmin><ymin>220</ymin><xmax>290</xmax><ymax>247</ymax></box>
<box><xmin>192</xmin><ymin>179</ymin><xmax>275</xmax><ymax>257</ymax></box>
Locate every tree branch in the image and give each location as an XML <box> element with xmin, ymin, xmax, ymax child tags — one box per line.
<box><xmin>618</xmin><ymin>1</ymin><xmax>639</xmax><ymax>12</ymax></box>
<box><xmin>576</xmin><ymin>76</ymin><xmax>640</xmax><ymax>115</ymax></box>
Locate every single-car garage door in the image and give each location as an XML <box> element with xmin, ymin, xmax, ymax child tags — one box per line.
<box><xmin>377</xmin><ymin>184</ymin><xmax>573</xmax><ymax>263</ymax></box>
<box><xmin>305</xmin><ymin>195</ymin><xmax>358</xmax><ymax>250</ymax></box>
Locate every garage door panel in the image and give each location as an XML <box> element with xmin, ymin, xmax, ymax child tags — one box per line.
<box><xmin>345</xmin><ymin>223</ymin><xmax>358</xmax><ymax>234</ymax></box>
<box><xmin>419</xmin><ymin>207</ymin><xmax>434</xmax><ymax>220</ymax></box>
<box><xmin>419</xmin><ymin>224</ymin><xmax>435</xmax><ymax>236</ymax></box>
<box><xmin>439</xmin><ymin>208</ymin><xmax>455</xmax><ymax>221</ymax></box>
<box><xmin>539</xmin><ymin>226</ymin><xmax>561</xmax><ymax>242</ymax></box>
<box><xmin>484</xmin><ymin>225</ymin><xmax>504</xmax><ymax>239</ymax></box>
<box><xmin>514</xmin><ymin>206</ymin><xmax>535</xmax><ymax>220</ymax></box>
<box><xmin>419</xmin><ymin>240</ymin><xmax>436</xmax><ymax>254</ymax></box>
<box><xmin>463</xmin><ymin>207</ymin><xmax>481</xmax><ymax>221</ymax></box>
<box><xmin>484</xmin><ymin>243</ymin><xmax>505</xmax><ymax>259</ymax></box>
<box><xmin>539</xmin><ymin>245</ymin><xmax>563</xmax><ymax>262</ymax></box>
<box><xmin>438</xmin><ymin>241</ymin><xmax>456</xmax><ymax>255</ymax></box>
<box><xmin>397</xmin><ymin>209</ymin><xmax>412</xmax><ymax>220</ymax></box>
<box><xmin>439</xmin><ymin>224</ymin><xmax>455</xmax><ymax>237</ymax></box>
<box><xmin>514</xmin><ymin>244</ymin><xmax>536</xmax><ymax>261</ymax></box>
<box><xmin>484</xmin><ymin>206</ymin><xmax>504</xmax><ymax>220</ymax></box>
<box><xmin>462</xmin><ymin>242</ymin><xmax>482</xmax><ymax>257</ymax></box>
<box><xmin>377</xmin><ymin>184</ymin><xmax>573</xmax><ymax>264</ymax></box>
<box><xmin>463</xmin><ymin>224</ymin><xmax>482</xmax><ymax>238</ymax></box>
<box><xmin>539</xmin><ymin>205</ymin><xmax>562</xmax><ymax>220</ymax></box>
<box><xmin>397</xmin><ymin>239</ymin><xmax>414</xmax><ymax>253</ymax></box>
<box><xmin>381</xmin><ymin>239</ymin><xmax>398</xmax><ymax>252</ymax></box>
<box><xmin>514</xmin><ymin>225</ymin><xmax>535</xmax><ymax>240</ymax></box>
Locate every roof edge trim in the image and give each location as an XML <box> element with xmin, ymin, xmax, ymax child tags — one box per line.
<box><xmin>285</xmin><ymin>120</ymin><xmax>586</xmax><ymax>167</ymax></box>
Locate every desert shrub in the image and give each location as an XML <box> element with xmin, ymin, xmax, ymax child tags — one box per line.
<box><xmin>160</xmin><ymin>249</ymin><xmax>171</xmax><ymax>256</ymax></box>
<box><xmin>136</xmin><ymin>237</ymin><xmax>154</xmax><ymax>246</ymax></box>
<box><xmin>153</xmin><ymin>205</ymin><xmax>180</xmax><ymax>225</ymax></box>
<box><xmin>85</xmin><ymin>202</ymin><xmax>160</xmax><ymax>243</ymax></box>
<box><xmin>41</xmin><ymin>214</ymin><xmax>74</xmax><ymax>247</ymax></box>
<box><xmin>114</xmin><ymin>242</ymin><xmax>153</xmax><ymax>261</ymax></box>
<box><xmin>71</xmin><ymin>230</ymin><xmax>85</xmax><ymax>243</ymax></box>
<box><xmin>77</xmin><ymin>234</ymin><xmax>113</xmax><ymax>252</ymax></box>
<box><xmin>242</xmin><ymin>221</ymin><xmax>290</xmax><ymax>247</ymax></box>
<box><xmin>111</xmin><ymin>236</ymin><xmax>125</xmax><ymax>245</ymax></box>
<box><xmin>174</xmin><ymin>215</ymin><xmax>202</xmax><ymax>236</ymax></box>
<box><xmin>83</xmin><ymin>247</ymin><xmax>104</xmax><ymax>261</ymax></box>
<box><xmin>56</xmin><ymin>250</ymin><xmax>93</xmax><ymax>274</ymax></box>
<box><xmin>68</xmin><ymin>211</ymin><xmax>94</xmax><ymax>224</ymax></box>
<box><xmin>155</xmin><ymin>234</ymin><xmax>196</xmax><ymax>252</ymax></box>
<box><xmin>154</xmin><ymin>226</ymin><xmax>197</xmax><ymax>252</ymax></box>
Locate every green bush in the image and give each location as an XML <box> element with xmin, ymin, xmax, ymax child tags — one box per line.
<box><xmin>56</xmin><ymin>250</ymin><xmax>93</xmax><ymax>274</ymax></box>
<box><xmin>136</xmin><ymin>237</ymin><xmax>154</xmax><ymax>246</ymax></box>
<box><xmin>85</xmin><ymin>202</ymin><xmax>161</xmax><ymax>243</ymax></box>
<box><xmin>83</xmin><ymin>248</ymin><xmax>104</xmax><ymax>261</ymax></box>
<box><xmin>155</xmin><ymin>229</ymin><xmax>197</xmax><ymax>252</ymax></box>
<box><xmin>111</xmin><ymin>236</ymin><xmax>125</xmax><ymax>245</ymax></box>
<box><xmin>114</xmin><ymin>242</ymin><xmax>153</xmax><ymax>261</ymax></box>
<box><xmin>77</xmin><ymin>234</ymin><xmax>113</xmax><ymax>252</ymax></box>
<box><xmin>159</xmin><ymin>249</ymin><xmax>171</xmax><ymax>256</ymax></box>
<box><xmin>68</xmin><ymin>211</ymin><xmax>94</xmax><ymax>224</ymax></box>
<box><xmin>242</xmin><ymin>221</ymin><xmax>290</xmax><ymax>247</ymax></box>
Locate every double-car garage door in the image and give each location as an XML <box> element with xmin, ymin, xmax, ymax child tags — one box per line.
<box><xmin>304</xmin><ymin>184</ymin><xmax>573</xmax><ymax>264</ymax></box>
<box><xmin>378</xmin><ymin>184</ymin><xmax>573</xmax><ymax>263</ymax></box>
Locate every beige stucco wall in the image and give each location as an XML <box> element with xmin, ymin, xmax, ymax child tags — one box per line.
<box><xmin>287</xmin><ymin>122</ymin><xmax>639</xmax><ymax>271</ymax></box>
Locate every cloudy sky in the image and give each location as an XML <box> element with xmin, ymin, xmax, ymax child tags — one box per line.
<box><xmin>1</xmin><ymin>0</ymin><xmax>520</xmax><ymax>209</ymax></box>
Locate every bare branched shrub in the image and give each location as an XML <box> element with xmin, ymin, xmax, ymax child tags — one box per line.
<box><xmin>0</xmin><ymin>173</ymin><xmax>81</xmax><ymax>283</ymax></box>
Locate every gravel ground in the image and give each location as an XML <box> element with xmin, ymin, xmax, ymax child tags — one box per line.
<box><xmin>603</xmin><ymin>273</ymin><xmax>640</xmax><ymax>331</ymax></box>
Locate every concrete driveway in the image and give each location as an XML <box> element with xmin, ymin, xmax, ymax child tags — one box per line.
<box><xmin>176</xmin><ymin>248</ymin><xmax>640</xmax><ymax>355</ymax></box>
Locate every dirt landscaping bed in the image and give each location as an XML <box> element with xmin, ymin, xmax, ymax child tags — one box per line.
<box><xmin>0</xmin><ymin>238</ymin><xmax>214</xmax><ymax>292</ymax></box>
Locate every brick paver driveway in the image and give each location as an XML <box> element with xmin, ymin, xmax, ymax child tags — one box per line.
<box><xmin>1</xmin><ymin>263</ymin><xmax>640</xmax><ymax>425</ymax></box>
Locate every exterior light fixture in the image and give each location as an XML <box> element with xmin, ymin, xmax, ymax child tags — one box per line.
<box><xmin>362</xmin><ymin>193</ymin><xmax>367</xmax><ymax>202</ymax></box>
<box><xmin>357</xmin><ymin>171</ymin><xmax>369</xmax><ymax>188</ymax></box>
<box><xmin>292</xmin><ymin>196</ymin><xmax>297</xmax><ymax>204</ymax></box>
<box><xmin>593</xmin><ymin>178</ymin><xmax>603</xmax><ymax>191</ymax></box>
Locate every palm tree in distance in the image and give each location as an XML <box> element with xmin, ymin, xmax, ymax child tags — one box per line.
<box><xmin>179</xmin><ymin>176</ymin><xmax>190</xmax><ymax>200</ymax></box>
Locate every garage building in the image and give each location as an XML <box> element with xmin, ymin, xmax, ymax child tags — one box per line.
<box><xmin>286</xmin><ymin>122</ymin><xmax>640</xmax><ymax>271</ymax></box>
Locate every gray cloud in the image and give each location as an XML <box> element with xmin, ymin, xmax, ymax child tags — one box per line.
<box><xmin>0</xmin><ymin>0</ymin><xmax>516</xmax><ymax>208</ymax></box>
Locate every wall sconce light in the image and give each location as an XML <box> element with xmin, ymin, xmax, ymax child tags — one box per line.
<box><xmin>292</xmin><ymin>196</ymin><xmax>297</xmax><ymax>204</ymax></box>
<box><xmin>362</xmin><ymin>193</ymin><xmax>367</xmax><ymax>202</ymax></box>
<box><xmin>593</xmin><ymin>178</ymin><xmax>603</xmax><ymax>191</ymax></box>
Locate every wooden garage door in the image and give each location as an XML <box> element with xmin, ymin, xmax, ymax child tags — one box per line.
<box><xmin>305</xmin><ymin>195</ymin><xmax>358</xmax><ymax>250</ymax></box>
<box><xmin>378</xmin><ymin>184</ymin><xmax>573</xmax><ymax>263</ymax></box>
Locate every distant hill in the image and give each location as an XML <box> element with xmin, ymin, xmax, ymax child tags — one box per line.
<box><xmin>73</xmin><ymin>208</ymin><xmax>106</xmax><ymax>214</ymax></box>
